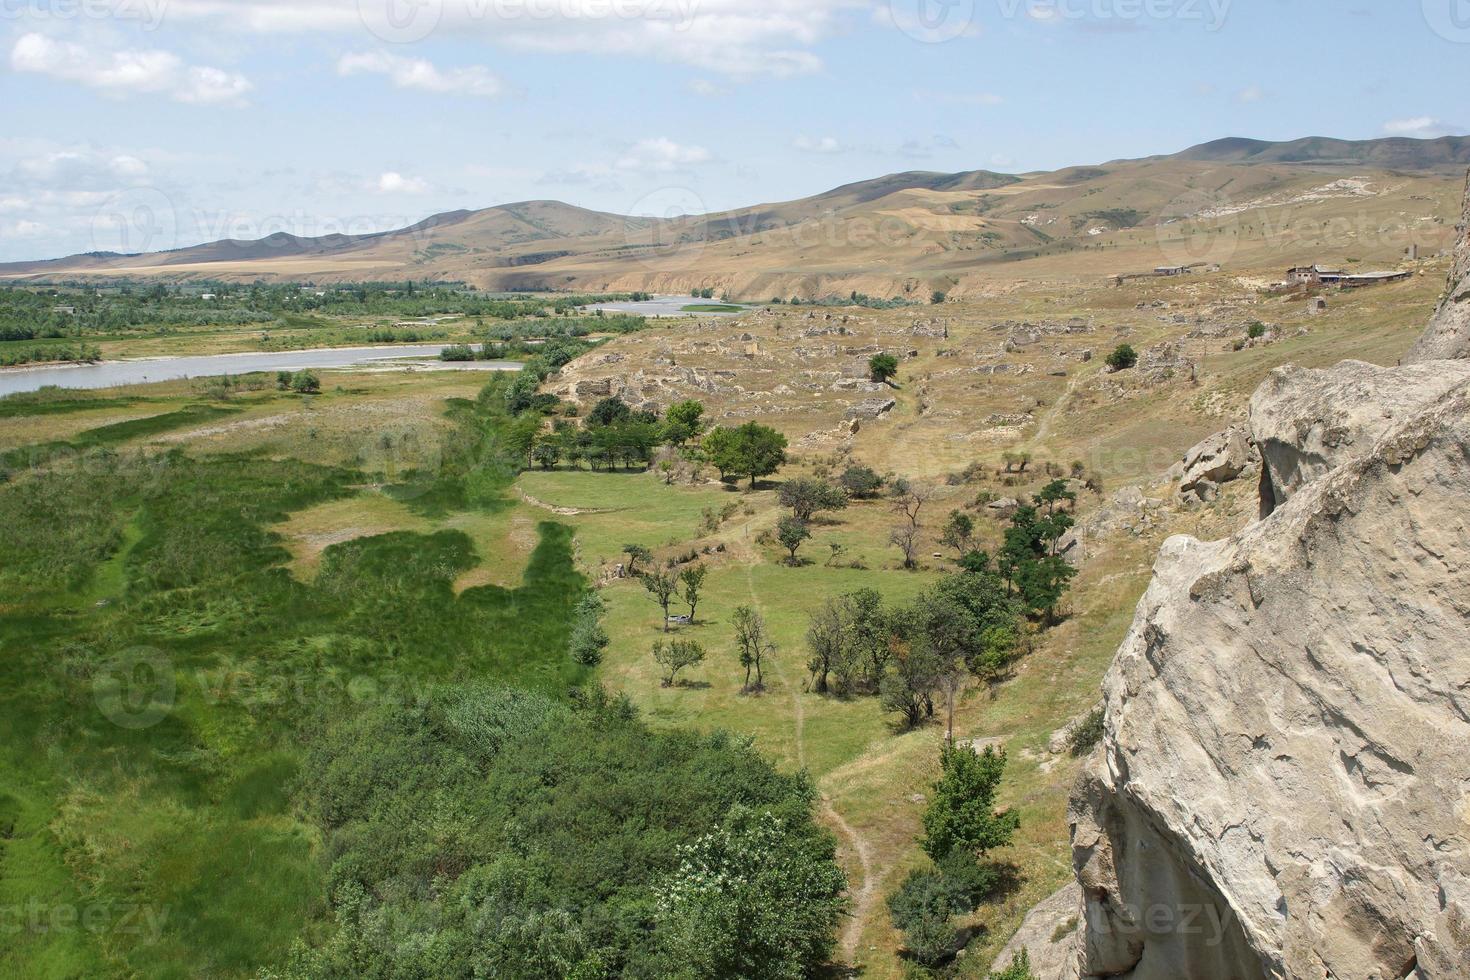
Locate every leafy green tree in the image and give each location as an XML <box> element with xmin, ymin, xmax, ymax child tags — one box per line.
<box><xmin>623</xmin><ymin>543</ymin><xmax>652</xmax><ymax>576</ymax></box>
<box><xmin>679</xmin><ymin>563</ymin><xmax>708</xmax><ymax>622</ymax></box>
<box><xmin>776</xmin><ymin>516</ymin><xmax>811</xmax><ymax>564</ymax></box>
<box><xmin>1035</xmin><ymin>478</ymin><xmax>1077</xmax><ymax>515</ymax></box>
<box><xmin>839</xmin><ymin>464</ymin><xmax>884</xmax><ymax>499</ymax></box>
<box><xmin>869</xmin><ymin>352</ymin><xmax>900</xmax><ymax>384</ymax></box>
<box><xmin>704</xmin><ymin>422</ymin><xmax>788</xmax><ymax>489</ymax></box>
<box><xmin>531</xmin><ymin>441</ymin><xmax>561</xmax><ymax>470</ymax></box>
<box><xmin>940</xmin><ymin>510</ymin><xmax>975</xmax><ymax>558</ymax></box>
<box><xmin>655</xmin><ymin>807</ymin><xmax>847</xmax><ymax>980</ymax></box>
<box><xmin>643</xmin><ymin>568</ymin><xmax>681</xmax><ymax>632</ymax></box>
<box><xmin>1015</xmin><ymin>555</ymin><xmax>1075</xmax><ymax>624</ymax></box>
<box><xmin>1106</xmin><ymin>343</ymin><xmax>1138</xmax><ymax>371</ymax></box>
<box><xmin>805</xmin><ymin>596</ymin><xmax>851</xmax><ymax>695</ymax></box>
<box><xmin>289</xmin><ymin>369</ymin><xmax>321</xmax><ymax>394</ymax></box>
<box><xmin>586</xmin><ymin>396</ymin><xmax>633</xmax><ymax>426</ymax></box>
<box><xmin>931</xmin><ymin>290</ymin><xmax>948</xmax><ymax>305</ymax></box>
<box><xmin>778</xmin><ymin>477</ymin><xmax>848</xmax><ymax>522</ymax></box>
<box><xmin>653</xmin><ymin>637</ymin><xmax>707</xmax><ymax>687</ymax></box>
<box><xmin>663</xmin><ymin>399</ymin><xmax>707</xmax><ymax>445</ymax></box>
<box><xmin>921</xmin><ymin>743</ymin><xmax>1019</xmax><ymax>863</ymax></box>
<box><xmin>732</xmin><ymin>604</ymin><xmax>773</xmax><ymax>692</ymax></box>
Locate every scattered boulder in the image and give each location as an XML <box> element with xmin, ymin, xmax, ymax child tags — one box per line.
<box><xmin>1178</xmin><ymin>425</ymin><xmax>1254</xmax><ymax>501</ymax></box>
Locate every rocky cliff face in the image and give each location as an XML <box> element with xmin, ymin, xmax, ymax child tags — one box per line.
<box><xmin>1404</xmin><ymin>169</ymin><xmax>1470</xmax><ymax>364</ymax></box>
<box><xmin>1068</xmin><ymin>365</ymin><xmax>1470</xmax><ymax>979</ymax></box>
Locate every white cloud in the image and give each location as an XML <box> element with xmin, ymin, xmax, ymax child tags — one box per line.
<box><xmin>10</xmin><ymin>220</ymin><xmax>50</xmax><ymax>237</ymax></box>
<box><xmin>66</xmin><ymin>0</ymin><xmax>854</xmax><ymax>77</ymax></box>
<box><xmin>1235</xmin><ymin>85</ymin><xmax>1265</xmax><ymax>104</ymax></box>
<box><xmin>615</xmin><ymin>138</ymin><xmax>711</xmax><ymax>172</ymax></box>
<box><xmin>1383</xmin><ymin>116</ymin><xmax>1463</xmax><ymax>139</ymax></box>
<box><xmin>10</xmin><ymin>33</ymin><xmax>252</xmax><ymax>105</ymax></box>
<box><xmin>794</xmin><ymin>135</ymin><xmax>844</xmax><ymax>154</ymax></box>
<box><xmin>688</xmin><ymin>79</ymin><xmax>728</xmax><ymax>97</ymax></box>
<box><xmin>913</xmin><ymin>88</ymin><xmax>1003</xmax><ymax>107</ymax></box>
<box><xmin>377</xmin><ymin>172</ymin><xmax>430</xmax><ymax>194</ymax></box>
<box><xmin>338</xmin><ymin>51</ymin><xmax>504</xmax><ymax>98</ymax></box>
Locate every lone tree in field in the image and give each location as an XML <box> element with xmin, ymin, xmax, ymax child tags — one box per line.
<box><xmin>1106</xmin><ymin>343</ymin><xmax>1138</xmax><ymax>372</ymax></box>
<box><xmin>643</xmin><ymin>569</ymin><xmax>681</xmax><ymax>632</ymax></box>
<box><xmin>732</xmin><ymin>604</ymin><xmax>774</xmax><ymax>692</ymax></box>
<box><xmin>778</xmin><ymin>478</ymin><xmax>849</xmax><ymax>523</ymax></box>
<box><xmin>920</xmin><ymin>743</ymin><xmax>1019</xmax><ymax>863</ymax></box>
<box><xmin>653</xmin><ymin>638</ymin><xmax>706</xmax><ymax>687</ymax></box>
<box><xmin>839</xmin><ymin>464</ymin><xmax>885</xmax><ymax>499</ymax></box>
<box><xmin>679</xmin><ymin>564</ymin><xmax>708</xmax><ymax>623</ymax></box>
<box><xmin>290</xmin><ymin>369</ymin><xmax>321</xmax><ymax>394</ymax></box>
<box><xmin>623</xmin><ymin>544</ymin><xmax>652</xmax><ymax>576</ymax></box>
<box><xmin>890</xmin><ymin>524</ymin><xmax>921</xmax><ymax>570</ymax></box>
<box><xmin>704</xmin><ymin>422</ymin><xmax>789</xmax><ymax>489</ymax></box>
<box><xmin>869</xmin><ymin>353</ymin><xmax>900</xmax><ymax>385</ymax></box>
<box><xmin>776</xmin><ymin>517</ymin><xmax>812</xmax><ymax>565</ymax></box>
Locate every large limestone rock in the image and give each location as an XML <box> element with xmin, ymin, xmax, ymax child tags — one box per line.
<box><xmin>1248</xmin><ymin>359</ymin><xmax>1470</xmax><ymax>516</ymax></box>
<box><xmin>1404</xmin><ymin>169</ymin><xmax>1470</xmax><ymax>364</ymax></box>
<box><xmin>1068</xmin><ymin>365</ymin><xmax>1470</xmax><ymax>979</ymax></box>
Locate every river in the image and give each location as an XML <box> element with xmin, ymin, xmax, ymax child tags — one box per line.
<box><xmin>0</xmin><ymin>345</ymin><xmax>522</xmax><ymax>398</ymax></box>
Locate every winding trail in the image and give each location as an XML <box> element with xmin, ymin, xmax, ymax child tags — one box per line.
<box><xmin>741</xmin><ymin>529</ymin><xmax>877</xmax><ymax>969</ymax></box>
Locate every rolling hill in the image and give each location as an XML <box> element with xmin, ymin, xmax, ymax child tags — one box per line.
<box><xmin>4</xmin><ymin>136</ymin><xmax>1467</xmax><ymax>298</ymax></box>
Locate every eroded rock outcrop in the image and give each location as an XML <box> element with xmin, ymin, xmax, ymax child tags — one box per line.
<box><xmin>1179</xmin><ymin>425</ymin><xmax>1255</xmax><ymax>502</ymax></box>
<box><xmin>1249</xmin><ymin>360</ymin><xmax>1470</xmax><ymax>515</ymax></box>
<box><xmin>1404</xmin><ymin>169</ymin><xmax>1470</xmax><ymax>364</ymax></box>
<box><xmin>1066</xmin><ymin>366</ymin><xmax>1470</xmax><ymax>980</ymax></box>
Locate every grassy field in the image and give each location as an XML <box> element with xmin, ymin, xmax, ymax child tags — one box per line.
<box><xmin>0</xmin><ymin>377</ymin><xmax>590</xmax><ymax>978</ymax></box>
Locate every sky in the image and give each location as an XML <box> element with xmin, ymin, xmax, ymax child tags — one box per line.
<box><xmin>2</xmin><ymin>0</ymin><xmax>1468</xmax><ymax>262</ymax></box>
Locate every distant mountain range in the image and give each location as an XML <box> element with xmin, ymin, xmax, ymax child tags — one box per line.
<box><xmin>5</xmin><ymin>136</ymin><xmax>1468</xmax><ymax>298</ymax></box>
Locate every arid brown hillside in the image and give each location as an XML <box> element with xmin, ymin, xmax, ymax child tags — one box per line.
<box><xmin>3</xmin><ymin>138</ymin><xmax>1468</xmax><ymax>299</ymax></box>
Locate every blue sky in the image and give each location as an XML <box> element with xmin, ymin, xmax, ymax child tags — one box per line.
<box><xmin>2</xmin><ymin>0</ymin><xmax>1468</xmax><ymax>261</ymax></box>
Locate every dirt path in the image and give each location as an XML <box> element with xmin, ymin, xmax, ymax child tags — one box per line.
<box><xmin>741</xmin><ymin>529</ymin><xmax>878</xmax><ymax>969</ymax></box>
